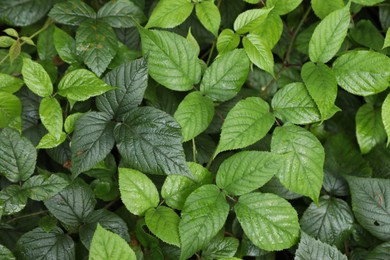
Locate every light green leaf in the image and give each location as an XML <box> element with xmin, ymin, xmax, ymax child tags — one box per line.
<box><xmin>347</xmin><ymin>176</ymin><xmax>390</xmax><ymax>240</ymax></box>
<box><xmin>356</xmin><ymin>103</ymin><xmax>386</xmax><ymax>154</ymax></box>
<box><xmin>271</xmin><ymin>125</ymin><xmax>324</xmax><ymax>204</ymax></box>
<box><xmin>195</xmin><ymin>1</ymin><xmax>221</xmax><ymax>36</ymax></box>
<box><xmin>333</xmin><ymin>50</ymin><xmax>390</xmax><ymax>96</ymax></box>
<box><xmin>0</xmin><ymin>36</ymin><xmax>16</xmax><ymax>48</ymax></box>
<box><xmin>311</xmin><ymin>0</ymin><xmax>345</xmax><ymax>19</ymax></box>
<box><xmin>15</xmin><ymin>227</ymin><xmax>75</xmax><ymax>260</ymax></box>
<box><xmin>300</xmin><ymin>196</ymin><xmax>354</xmax><ymax>247</ymax></box>
<box><xmin>309</xmin><ymin>3</ymin><xmax>350</xmax><ymax>63</ymax></box>
<box><xmin>0</xmin><ymin>92</ymin><xmax>21</xmax><ymax>129</ymax></box>
<box><xmin>216</xmin><ymin>151</ymin><xmax>282</xmax><ymax>196</ymax></box>
<box><xmin>174</xmin><ymin>91</ymin><xmax>215</xmax><ymax>142</ymax></box>
<box><xmin>44</xmin><ymin>180</ymin><xmax>96</xmax><ymax>228</ymax></box>
<box><xmin>89</xmin><ymin>224</ymin><xmax>136</xmax><ymax>260</ymax></box>
<box><xmin>216</xmin><ymin>29</ymin><xmax>240</xmax><ymax>54</ymax></box>
<box><xmin>243</xmin><ymin>34</ymin><xmax>274</xmax><ymax>76</ymax></box>
<box><xmin>22</xmin><ymin>174</ymin><xmax>69</xmax><ymax>201</ymax></box>
<box><xmin>295</xmin><ymin>232</ymin><xmax>347</xmax><ymax>260</ymax></box>
<box><xmin>266</xmin><ymin>0</ymin><xmax>302</xmax><ymax>15</ymax></box>
<box><xmin>235</xmin><ymin>192</ymin><xmax>300</xmax><ymax>251</ymax></box>
<box><xmin>384</xmin><ymin>28</ymin><xmax>390</xmax><ymax>49</ymax></box>
<box><xmin>216</xmin><ymin>97</ymin><xmax>274</xmax><ymax>155</ymax></box>
<box><xmin>0</xmin><ymin>73</ymin><xmax>24</xmax><ymax>93</ymax></box>
<box><xmin>97</xmin><ymin>0</ymin><xmax>145</xmax><ymax>28</ymax></box>
<box><xmin>145</xmin><ymin>0</ymin><xmax>193</xmax><ymax>29</ymax></box>
<box><xmin>251</xmin><ymin>12</ymin><xmax>283</xmax><ymax>48</ymax></box>
<box><xmin>186</xmin><ymin>28</ymin><xmax>200</xmax><ymax>56</ymax></box>
<box><xmin>53</xmin><ymin>27</ymin><xmax>79</xmax><ymax>64</ymax></box>
<box><xmin>140</xmin><ymin>28</ymin><xmax>201</xmax><ymax>91</ymax></box>
<box><xmin>36</xmin><ymin>132</ymin><xmax>66</xmax><ymax>149</ymax></box>
<box><xmin>145</xmin><ymin>206</ymin><xmax>180</xmax><ymax>247</ymax></box>
<box><xmin>22</xmin><ymin>58</ymin><xmax>52</xmax><ymax>97</ymax></box>
<box><xmin>244</xmin><ymin>0</ymin><xmax>260</xmax><ymax>3</ymax></box>
<box><xmin>64</xmin><ymin>112</ymin><xmax>84</xmax><ymax>134</ymax></box>
<box><xmin>39</xmin><ymin>97</ymin><xmax>63</xmax><ymax>140</ymax></box>
<box><xmin>58</xmin><ymin>69</ymin><xmax>114</xmax><ymax>101</ymax></box>
<box><xmin>0</xmin><ymin>244</ymin><xmax>15</xmax><ymax>260</ymax></box>
<box><xmin>118</xmin><ymin>168</ymin><xmax>159</xmax><ymax>216</ymax></box>
<box><xmin>383</xmin><ymin>94</ymin><xmax>390</xmax><ymax>145</ymax></box>
<box><xmin>233</xmin><ymin>8</ymin><xmax>272</xmax><ymax>34</ymax></box>
<box><xmin>271</xmin><ymin>82</ymin><xmax>321</xmax><ymax>124</ymax></box>
<box><xmin>200</xmin><ymin>49</ymin><xmax>250</xmax><ymax>102</ymax></box>
<box><xmin>0</xmin><ymin>185</ymin><xmax>27</xmax><ymax>215</ymax></box>
<box><xmin>0</xmin><ymin>128</ymin><xmax>36</xmax><ymax>182</ymax></box>
<box><xmin>351</xmin><ymin>0</ymin><xmax>384</xmax><ymax>6</ymax></box>
<box><xmin>48</xmin><ymin>0</ymin><xmax>96</xmax><ymax>26</ymax></box>
<box><xmin>179</xmin><ymin>184</ymin><xmax>229</xmax><ymax>260</ymax></box>
<box><xmin>301</xmin><ymin>62</ymin><xmax>338</xmax><ymax>120</ymax></box>
<box><xmin>114</xmin><ymin>107</ymin><xmax>191</xmax><ymax>177</ymax></box>
<box><xmin>71</xmin><ymin>112</ymin><xmax>115</xmax><ymax>176</ymax></box>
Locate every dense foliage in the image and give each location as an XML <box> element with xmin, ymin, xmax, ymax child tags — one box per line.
<box><xmin>1</xmin><ymin>0</ymin><xmax>390</xmax><ymax>259</ymax></box>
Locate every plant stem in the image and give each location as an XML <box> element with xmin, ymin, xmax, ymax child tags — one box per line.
<box><xmin>6</xmin><ymin>210</ymin><xmax>48</xmax><ymax>224</ymax></box>
<box><xmin>192</xmin><ymin>138</ymin><xmax>197</xmax><ymax>163</ymax></box>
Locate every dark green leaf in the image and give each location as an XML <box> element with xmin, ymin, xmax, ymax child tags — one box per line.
<box><xmin>48</xmin><ymin>0</ymin><xmax>96</xmax><ymax>26</ymax></box>
<box><xmin>22</xmin><ymin>174</ymin><xmax>69</xmax><ymax>201</ymax></box>
<box><xmin>37</xmin><ymin>25</ymin><xmax>56</xmax><ymax>61</ymax></box>
<box><xmin>53</xmin><ymin>27</ymin><xmax>79</xmax><ymax>64</ymax></box>
<box><xmin>97</xmin><ymin>0</ymin><xmax>145</xmax><ymax>28</ymax></box>
<box><xmin>202</xmin><ymin>235</ymin><xmax>239</xmax><ymax>260</ymax></box>
<box><xmin>0</xmin><ymin>185</ymin><xmax>27</xmax><ymax>215</ymax></box>
<box><xmin>350</xmin><ymin>20</ymin><xmax>385</xmax><ymax>52</ymax></box>
<box><xmin>0</xmin><ymin>244</ymin><xmax>15</xmax><ymax>260</ymax></box>
<box><xmin>366</xmin><ymin>242</ymin><xmax>390</xmax><ymax>260</ymax></box>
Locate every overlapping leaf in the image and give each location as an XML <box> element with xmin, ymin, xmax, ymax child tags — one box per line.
<box><xmin>0</xmin><ymin>92</ymin><xmax>21</xmax><ymax>129</ymax></box>
<box><xmin>233</xmin><ymin>8</ymin><xmax>272</xmax><ymax>34</ymax></box>
<box><xmin>195</xmin><ymin>1</ymin><xmax>221</xmax><ymax>36</ymax></box>
<box><xmin>145</xmin><ymin>0</ymin><xmax>193</xmax><ymax>29</ymax></box>
<box><xmin>22</xmin><ymin>174</ymin><xmax>69</xmax><ymax>201</ymax></box>
<box><xmin>266</xmin><ymin>0</ymin><xmax>302</xmax><ymax>15</ymax></box>
<box><xmin>49</xmin><ymin>0</ymin><xmax>96</xmax><ymax>26</ymax></box>
<box><xmin>243</xmin><ymin>34</ymin><xmax>274</xmax><ymax>76</ymax></box>
<box><xmin>97</xmin><ymin>0</ymin><xmax>145</xmax><ymax>28</ymax></box>
<box><xmin>216</xmin><ymin>29</ymin><xmax>240</xmax><ymax>54</ymax></box>
<box><xmin>145</xmin><ymin>206</ymin><xmax>180</xmax><ymax>246</ymax></box>
<box><xmin>22</xmin><ymin>58</ymin><xmax>52</xmax><ymax>97</ymax></box>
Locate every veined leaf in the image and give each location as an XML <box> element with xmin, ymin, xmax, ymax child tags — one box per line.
<box><xmin>235</xmin><ymin>192</ymin><xmax>300</xmax><ymax>251</ymax></box>
<box><xmin>383</xmin><ymin>94</ymin><xmax>390</xmax><ymax>145</ymax></box>
<box><xmin>216</xmin><ymin>97</ymin><xmax>274</xmax><ymax>155</ymax></box>
<box><xmin>0</xmin><ymin>185</ymin><xmax>27</xmax><ymax>215</ymax></box>
<box><xmin>39</xmin><ymin>97</ymin><xmax>63</xmax><ymax>140</ymax></box>
<box><xmin>179</xmin><ymin>184</ymin><xmax>229</xmax><ymax>260</ymax></box>
<box><xmin>216</xmin><ymin>151</ymin><xmax>283</xmax><ymax>196</ymax></box>
<box><xmin>0</xmin><ymin>128</ymin><xmax>36</xmax><ymax>182</ymax></box>
<box><xmin>0</xmin><ymin>92</ymin><xmax>21</xmax><ymax>129</ymax></box>
<box><xmin>58</xmin><ymin>69</ymin><xmax>114</xmax><ymax>101</ymax></box>
<box><xmin>174</xmin><ymin>91</ymin><xmax>215</xmax><ymax>142</ymax></box>
<box><xmin>64</xmin><ymin>112</ymin><xmax>84</xmax><ymax>134</ymax></box>
<box><xmin>48</xmin><ymin>0</ymin><xmax>96</xmax><ymax>26</ymax></box>
<box><xmin>195</xmin><ymin>1</ymin><xmax>221</xmax><ymax>36</ymax></box>
<box><xmin>251</xmin><ymin>12</ymin><xmax>283</xmax><ymax>48</ymax></box>
<box><xmin>22</xmin><ymin>58</ymin><xmax>52</xmax><ymax>97</ymax></box>
<box><xmin>309</xmin><ymin>3</ymin><xmax>350</xmax><ymax>63</ymax></box>
<box><xmin>22</xmin><ymin>174</ymin><xmax>69</xmax><ymax>201</ymax></box>
<box><xmin>0</xmin><ymin>73</ymin><xmax>24</xmax><ymax>93</ymax></box>
<box><xmin>114</xmin><ymin>107</ymin><xmax>191</xmax><ymax>177</ymax></box>
<box><xmin>200</xmin><ymin>49</ymin><xmax>250</xmax><ymax>102</ymax></box>
<box><xmin>350</xmin><ymin>20</ymin><xmax>385</xmax><ymax>52</ymax></box>
<box><xmin>266</xmin><ymin>0</ymin><xmax>302</xmax><ymax>15</ymax></box>
<box><xmin>145</xmin><ymin>0</ymin><xmax>193</xmax><ymax>29</ymax></box>
<box><xmin>243</xmin><ymin>34</ymin><xmax>274</xmax><ymax>76</ymax></box>
<box><xmin>140</xmin><ymin>28</ymin><xmax>201</xmax><ymax>91</ymax></box>
<box><xmin>202</xmin><ymin>235</ymin><xmax>239</xmax><ymax>259</ymax></box>
<box><xmin>89</xmin><ymin>224</ymin><xmax>136</xmax><ymax>260</ymax></box>
<box><xmin>118</xmin><ymin>168</ymin><xmax>159</xmax><ymax>216</ymax></box>
<box><xmin>53</xmin><ymin>27</ymin><xmax>79</xmax><ymax>64</ymax></box>
<box><xmin>271</xmin><ymin>125</ymin><xmax>324</xmax><ymax>204</ymax></box>
<box><xmin>356</xmin><ymin>103</ymin><xmax>386</xmax><ymax>154</ymax></box>
<box><xmin>233</xmin><ymin>8</ymin><xmax>272</xmax><ymax>34</ymax></box>
<box><xmin>347</xmin><ymin>176</ymin><xmax>390</xmax><ymax>240</ymax></box>
<box><xmin>0</xmin><ymin>244</ymin><xmax>14</xmax><ymax>260</ymax></box>
<box><xmin>216</xmin><ymin>29</ymin><xmax>240</xmax><ymax>54</ymax></box>
<box><xmin>271</xmin><ymin>82</ymin><xmax>321</xmax><ymax>124</ymax></box>
<box><xmin>36</xmin><ymin>132</ymin><xmax>66</xmax><ymax>149</ymax></box>
<box><xmin>333</xmin><ymin>50</ymin><xmax>390</xmax><ymax>96</ymax></box>
<box><xmin>97</xmin><ymin>0</ymin><xmax>145</xmax><ymax>28</ymax></box>
<box><xmin>367</xmin><ymin>242</ymin><xmax>390</xmax><ymax>260</ymax></box>
<box><xmin>311</xmin><ymin>0</ymin><xmax>345</xmax><ymax>19</ymax></box>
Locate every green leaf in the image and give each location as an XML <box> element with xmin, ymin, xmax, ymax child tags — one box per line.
<box><xmin>200</xmin><ymin>49</ymin><xmax>250</xmax><ymax>102</ymax></box>
<box><xmin>195</xmin><ymin>1</ymin><xmax>221</xmax><ymax>36</ymax></box>
<box><xmin>58</xmin><ymin>69</ymin><xmax>114</xmax><ymax>101</ymax></box>
<box><xmin>36</xmin><ymin>132</ymin><xmax>67</xmax><ymax>149</ymax></box>
<box><xmin>114</xmin><ymin>107</ymin><xmax>191</xmax><ymax>177</ymax></box>
<box><xmin>97</xmin><ymin>0</ymin><xmax>145</xmax><ymax>28</ymax></box>
<box><xmin>308</xmin><ymin>3</ymin><xmax>350</xmax><ymax>63</ymax></box>
<box><xmin>383</xmin><ymin>94</ymin><xmax>390</xmax><ymax>145</ymax></box>
<box><xmin>233</xmin><ymin>8</ymin><xmax>272</xmax><ymax>34</ymax></box>
<box><xmin>3</xmin><ymin>28</ymin><xmax>19</xmax><ymax>38</ymax></box>
<box><xmin>0</xmin><ymin>185</ymin><xmax>27</xmax><ymax>215</ymax></box>
<box><xmin>9</xmin><ymin>40</ymin><xmax>21</xmax><ymax>63</ymax></box>
<box><xmin>295</xmin><ymin>232</ymin><xmax>347</xmax><ymax>260</ymax></box>
<box><xmin>140</xmin><ymin>28</ymin><xmax>201</xmax><ymax>91</ymax></box>
<box><xmin>301</xmin><ymin>62</ymin><xmax>338</xmax><ymax>120</ymax></box>
<box><xmin>64</xmin><ymin>112</ymin><xmax>84</xmax><ymax>134</ymax></box>
<box><xmin>216</xmin><ymin>29</ymin><xmax>240</xmax><ymax>54</ymax></box>
<box><xmin>37</xmin><ymin>25</ymin><xmax>56</xmax><ymax>61</ymax></box>
<box><xmin>161</xmin><ymin>162</ymin><xmax>212</xmax><ymax>210</ymax></box>
<box><xmin>300</xmin><ymin>196</ymin><xmax>354</xmax><ymax>247</ymax></box>
<box><xmin>356</xmin><ymin>103</ymin><xmax>386</xmax><ymax>154</ymax></box>
<box><xmin>367</xmin><ymin>242</ymin><xmax>390</xmax><ymax>260</ymax></box>
<box><xmin>271</xmin><ymin>125</ymin><xmax>324</xmax><ymax>204</ymax></box>
<box><xmin>235</xmin><ymin>192</ymin><xmax>300</xmax><ymax>251</ymax></box>
<box><xmin>145</xmin><ymin>206</ymin><xmax>180</xmax><ymax>247</ymax></box>
<box><xmin>350</xmin><ymin>20</ymin><xmax>385</xmax><ymax>52</ymax></box>
<box><xmin>216</xmin><ymin>97</ymin><xmax>274</xmax><ymax>154</ymax></box>
<box><xmin>243</xmin><ymin>34</ymin><xmax>274</xmax><ymax>76</ymax></box>
<box><xmin>266</xmin><ymin>0</ymin><xmax>302</xmax><ymax>15</ymax></box>
<box><xmin>174</xmin><ymin>91</ymin><xmax>215</xmax><ymax>142</ymax></box>
<box><xmin>347</xmin><ymin>176</ymin><xmax>390</xmax><ymax>240</ymax></box>
<box><xmin>76</xmin><ymin>19</ymin><xmax>118</xmax><ymax>76</ymax></box>
<box><xmin>39</xmin><ymin>97</ymin><xmax>63</xmax><ymax>140</ymax></box>
<box><xmin>145</xmin><ymin>0</ymin><xmax>193</xmax><ymax>29</ymax></box>
<box><xmin>351</xmin><ymin>0</ymin><xmax>384</xmax><ymax>6</ymax></box>
<box><xmin>0</xmin><ymin>73</ymin><xmax>24</xmax><ymax>93</ymax></box>
<box><xmin>96</xmin><ymin>57</ymin><xmax>148</xmax><ymax>118</ymax></box>
<box><xmin>48</xmin><ymin>0</ymin><xmax>96</xmax><ymax>26</ymax></box>
<box><xmin>118</xmin><ymin>168</ymin><xmax>159</xmax><ymax>216</ymax></box>
<box><xmin>202</xmin><ymin>235</ymin><xmax>239</xmax><ymax>260</ymax></box>
<box><xmin>333</xmin><ymin>50</ymin><xmax>390</xmax><ymax>96</ymax></box>
<box><xmin>0</xmin><ymin>244</ymin><xmax>15</xmax><ymax>260</ymax></box>
<box><xmin>0</xmin><ymin>128</ymin><xmax>36</xmax><ymax>182</ymax></box>
<box><xmin>0</xmin><ymin>36</ymin><xmax>15</xmax><ymax>48</ymax></box>
<box><xmin>44</xmin><ymin>180</ymin><xmax>96</xmax><ymax>228</ymax></box>
<box><xmin>311</xmin><ymin>0</ymin><xmax>345</xmax><ymax>19</ymax></box>
<box><xmin>89</xmin><ymin>224</ymin><xmax>136</xmax><ymax>260</ymax></box>
<box><xmin>53</xmin><ymin>27</ymin><xmax>79</xmax><ymax>64</ymax></box>
<box><xmin>22</xmin><ymin>58</ymin><xmax>52</xmax><ymax>97</ymax></box>
<box><xmin>15</xmin><ymin>227</ymin><xmax>75</xmax><ymax>260</ymax></box>
<box><xmin>71</xmin><ymin>111</ymin><xmax>115</xmax><ymax>175</ymax></box>
<box><xmin>271</xmin><ymin>82</ymin><xmax>321</xmax><ymax>124</ymax></box>
<box><xmin>0</xmin><ymin>92</ymin><xmax>21</xmax><ymax>129</ymax></box>
<box><xmin>384</xmin><ymin>28</ymin><xmax>390</xmax><ymax>49</ymax></box>
<box><xmin>216</xmin><ymin>151</ymin><xmax>283</xmax><ymax>196</ymax></box>
<box><xmin>179</xmin><ymin>184</ymin><xmax>229</xmax><ymax>260</ymax></box>
<box><xmin>251</xmin><ymin>12</ymin><xmax>283</xmax><ymax>48</ymax></box>
<box><xmin>22</xmin><ymin>174</ymin><xmax>69</xmax><ymax>201</ymax></box>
